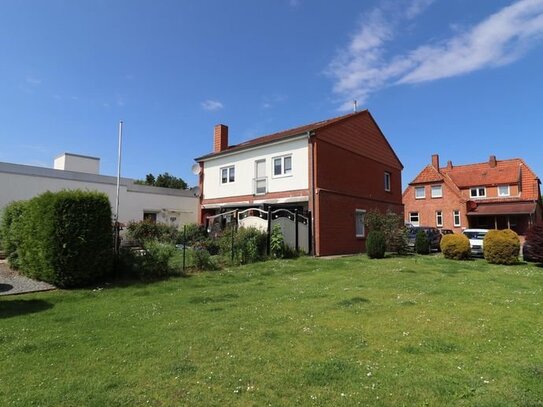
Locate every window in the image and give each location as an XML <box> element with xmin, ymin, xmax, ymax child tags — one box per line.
<box><xmin>453</xmin><ymin>210</ymin><xmax>461</xmax><ymax>227</ymax></box>
<box><xmin>498</xmin><ymin>185</ymin><xmax>510</xmax><ymax>197</ymax></box>
<box><xmin>436</xmin><ymin>211</ymin><xmax>443</xmax><ymax>227</ymax></box>
<box><xmin>384</xmin><ymin>172</ymin><xmax>391</xmax><ymax>192</ymax></box>
<box><xmin>431</xmin><ymin>185</ymin><xmax>443</xmax><ymax>198</ymax></box>
<box><xmin>415</xmin><ymin>186</ymin><xmax>425</xmax><ymax>199</ymax></box>
<box><xmin>409</xmin><ymin>212</ymin><xmax>419</xmax><ymax>226</ymax></box>
<box><xmin>221</xmin><ymin>166</ymin><xmax>235</xmax><ymax>184</ymax></box>
<box><xmin>470</xmin><ymin>187</ymin><xmax>486</xmax><ymax>198</ymax></box>
<box><xmin>355</xmin><ymin>209</ymin><xmax>366</xmax><ymax>237</ymax></box>
<box><xmin>143</xmin><ymin>212</ymin><xmax>157</xmax><ymax>223</ymax></box>
<box><xmin>273</xmin><ymin>155</ymin><xmax>292</xmax><ymax>177</ymax></box>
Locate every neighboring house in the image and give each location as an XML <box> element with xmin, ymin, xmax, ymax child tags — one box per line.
<box><xmin>194</xmin><ymin>110</ymin><xmax>404</xmax><ymax>256</ymax></box>
<box><xmin>403</xmin><ymin>154</ymin><xmax>542</xmax><ymax>235</ymax></box>
<box><xmin>0</xmin><ymin>153</ymin><xmax>198</xmax><ymax>228</ymax></box>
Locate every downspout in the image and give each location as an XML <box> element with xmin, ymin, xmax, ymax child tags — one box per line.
<box><xmin>308</xmin><ymin>130</ymin><xmax>317</xmax><ymax>255</ymax></box>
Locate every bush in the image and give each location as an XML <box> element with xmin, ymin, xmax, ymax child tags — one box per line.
<box><xmin>192</xmin><ymin>243</ymin><xmax>219</xmax><ymax>271</ymax></box>
<box><xmin>17</xmin><ymin>190</ymin><xmax>113</xmax><ymax>288</ymax></box>
<box><xmin>415</xmin><ymin>230</ymin><xmax>430</xmax><ymax>255</ymax></box>
<box><xmin>126</xmin><ymin>220</ymin><xmax>178</xmax><ymax>246</ymax></box>
<box><xmin>141</xmin><ymin>241</ymin><xmax>183</xmax><ymax>278</ymax></box>
<box><xmin>365</xmin><ymin>210</ymin><xmax>407</xmax><ymax>254</ymax></box>
<box><xmin>366</xmin><ymin>230</ymin><xmax>386</xmax><ymax>259</ymax></box>
<box><xmin>440</xmin><ymin>234</ymin><xmax>471</xmax><ymax>260</ymax></box>
<box><xmin>235</xmin><ymin>227</ymin><xmax>268</xmax><ymax>264</ymax></box>
<box><xmin>270</xmin><ymin>224</ymin><xmax>285</xmax><ymax>258</ymax></box>
<box><xmin>177</xmin><ymin>223</ymin><xmax>207</xmax><ymax>246</ymax></box>
<box><xmin>483</xmin><ymin>229</ymin><xmax>520</xmax><ymax>265</ymax></box>
<box><xmin>524</xmin><ymin>223</ymin><xmax>543</xmax><ymax>262</ymax></box>
<box><xmin>0</xmin><ymin>201</ymin><xmax>28</xmax><ymax>269</ymax></box>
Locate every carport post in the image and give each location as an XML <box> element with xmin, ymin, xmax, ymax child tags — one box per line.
<box><xmin>295</xmin><ymin>209</ymin><xmax>299</xmax><ymax>252</ymax></box>
<box><xmin>267</xmin><ymin>207</ymin><xmax>272</xmax><ymax>256</ymax></box>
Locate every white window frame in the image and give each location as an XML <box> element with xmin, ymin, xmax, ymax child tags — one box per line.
<box><xmin>220</xmin><ymin>166</ymin><xmax>235</xmax><ymax>184</ymax></box>
<box><xmin>498</xmin><ymin>185</ymin><xmax>510</xmax><ymax>197</ymax></box>
<box><xmin>470</xmin><ymin>187</ymin><xmax>486</xmax><ymax>198</ymax></box>
<box><xmin>436</xmin><ymin>210</ymin><xmax>443</xmax><ymax>227</ymax></box>
<box><xmin>415</xmin><ymin>186</ymin><xmax>425</xmax><ymax>199</ymax></box>
<box><xmin>409</xmin><ymin>212</ymin><xmax>419</xmax><ymax>226</ymax></box>
<box><xmin>272</xmin><ymin>155</ymin><xmax>292</xmax><ymax>178</ymax></box>
<box><xmin>431</xmin><ymin>185</ymin><xmax>443</xmax><ymax>198</ymax></box>
<box><xmin>355</xmin><ymin>209</ymin><xmax>366</xmax><ymax>238</ymax></box>
<box><xmin>453</xmin><ymin>210</ymin><xmax>461</xmax><ymax>227</ymax></box>
<box><xmin>384</xmin><ymin>172</ymin><xmax>391</xmax><ymax>192</ymax></box>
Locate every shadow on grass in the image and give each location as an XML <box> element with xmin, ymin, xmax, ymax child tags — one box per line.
<box><xmin>0</xmin><ymin>299</ymin><xmax>54</xmax><ymax>319</ymax></box>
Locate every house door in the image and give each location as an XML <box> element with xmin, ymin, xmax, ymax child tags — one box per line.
<box><xmin>254</xmin><ymin>159</ymin><xmax>266</xmax><ymax>195</ymax></box>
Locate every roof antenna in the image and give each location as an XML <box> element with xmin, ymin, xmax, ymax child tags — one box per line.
<box><xmin>353</xmin><ymin>100</ymin><xmax>358</xmax><ymax>113</ymax></box>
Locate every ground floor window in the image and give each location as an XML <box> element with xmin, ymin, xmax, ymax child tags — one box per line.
<box><xmin>143</xmin><ymin>211</ymin><xmax>158</xmax><ymax>223</ymax></box>
<box><xmin>436</xmin><ymin>210</ymin><xmax>443</xmax><ymax>227</ymax></box>
<box><xmin>409</xmin><ymin>212</ymin><xmax>419</xmax><ymax>226</ymax></box>
<box><xmin>453</xmin><ymin>210</ymin><xmax>461</xmax><ymax>227</ymax></box>
<box><xmin>355</xmin><ymin>209</ymin><xmax>366</xmax><ymax>237</ymax></box>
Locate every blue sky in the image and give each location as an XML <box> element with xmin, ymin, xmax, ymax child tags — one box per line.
<box><xmin>1</xmin><ymin>0</ymin><xmax>543</xmax><ymax>189</ymax></box>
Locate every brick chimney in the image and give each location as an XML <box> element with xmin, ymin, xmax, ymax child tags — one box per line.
<box><xmin>214</xmin><ymin>124</ymin><xmax>228</xmax><ymax>153</ymax></box>
<box><xmin>431</xmin><ymin>154</ymin><xmax>440</xmax><ymax>171</ymax></box>
<box><xmin>489</xmin><ymin>155</ymin><xmax>497</xmax><ymax>168</ymax></box>
<box><xmin>446</xmin><ymin>160</ymin><xmax>453</xmax><ymax>170</ymax></box>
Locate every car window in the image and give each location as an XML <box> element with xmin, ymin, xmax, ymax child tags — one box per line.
<box><xmin>463</xmin><ymin>231</ymin><xmax>487</xmax><ymax>240</ymax></box>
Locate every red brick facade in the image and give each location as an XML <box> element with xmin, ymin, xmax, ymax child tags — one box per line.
<box><xmin>403</xmin><ymin>154</ymin><xmax>543</xmax><ymax>235</ymax></box>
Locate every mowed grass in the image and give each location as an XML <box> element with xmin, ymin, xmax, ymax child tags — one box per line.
<box><xmin>1</xmin><ymin>255</ymin><xmax>542</xmax><ymax>406</ymax></box>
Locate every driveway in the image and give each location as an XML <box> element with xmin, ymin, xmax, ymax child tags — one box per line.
<box><xmin>0</xmin><ymin>260</ymin><xmax>55</xmax><ymax>296</ymax></box>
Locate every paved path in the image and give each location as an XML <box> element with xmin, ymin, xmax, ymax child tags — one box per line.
<box><xmin>0</xmin><ymin>260</ymin><xmax>55</xmax><ymax>296</ymax></box>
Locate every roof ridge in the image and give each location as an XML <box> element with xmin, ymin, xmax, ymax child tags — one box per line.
<box><xmin>440</xmin><ymin>157</ymin><xmax>523</xmax><ymax>171</ymax></box>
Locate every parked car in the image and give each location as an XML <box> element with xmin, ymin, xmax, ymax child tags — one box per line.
<box><xmin>462</xmin><ymin>229</ymin><xmax>489</xmax><ymax>256</ymax></box>
<box><xmin>440</xmin><ymin>229</ymin><xmax>454</xmax><ymax>236</ymax></box>
<box><xmin>407</xmin><ymin>227</ymin><xmax>442</xmax><ymax>252</ymax></box>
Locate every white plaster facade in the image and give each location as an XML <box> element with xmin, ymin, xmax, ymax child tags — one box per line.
<box><xmin>202</xmin><ymin>136</ymin><xmax>309</xmax><ymax>200</ymax></box>
<box><xmin>0</xmin><ymin>157</ymin><xmax>198</xmax><ymax>228</ymax></box>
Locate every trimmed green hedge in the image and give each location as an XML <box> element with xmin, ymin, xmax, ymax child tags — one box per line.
<box><xmin>0</xmin><ymin>200</ymin><xmax>28</xmax><ymax>268</ymax></box>
<box><xmin>440</xmin><ymin>234</ymin><xmax>471</xmax><ymax>260</ymax></box>
<box><xmin>366</xmin><ymin>230</ymin><xmax>386</xmax><ymax>259</ymax></box>
<box><xmin>483</xmin><ymin>229</ymin><xmax>520</xmax><ymax>265</ymax></box>
<box><xmin>16</xmin><ymin>190</ymin><xmax>113</xmax><ymax>287</ymax></box>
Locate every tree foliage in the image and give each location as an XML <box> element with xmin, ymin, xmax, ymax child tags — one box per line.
<box><xmin>135</xmin><ymin>172</ymin><xmax>188</xmax><ymax>190</ymax></box>
<box><xmin>364</xmin><ymin>210</ymin><xmax>408</xmax><ymax>254</ymax></box>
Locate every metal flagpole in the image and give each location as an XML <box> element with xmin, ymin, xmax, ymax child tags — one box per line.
<box><xmin>114</xmin><ymin>121</ymin><xmax>123</xmax><ymax>254</ymax></box>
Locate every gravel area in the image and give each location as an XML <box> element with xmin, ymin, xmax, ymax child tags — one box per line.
<box><xmin>0</xmin><ymin>260</ymin><xmax>55</xmax><ymax>296</ymax></box>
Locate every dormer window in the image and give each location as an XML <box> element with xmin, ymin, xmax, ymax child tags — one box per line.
<box><xmin>470</xmin><ymin>187</ymin><xmax>486</xmax><ymax>198</ymax></box>
<box><xmin>498</xmin><ymin>185</ymin><xmax>510</xmax><ymax>197</ymax></box>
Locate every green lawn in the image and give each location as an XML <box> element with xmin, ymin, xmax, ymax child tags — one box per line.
<box><xmin>1</xmin><ymin>255</ymin><xmax>542</xmax><ymax>406</ymax></box>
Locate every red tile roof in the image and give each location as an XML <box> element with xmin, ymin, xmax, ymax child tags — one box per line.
<box><xmin>409</xmin><ymin>165</ymin><xmax>444</xmax><ymax>184</ymax></box>
<box><xmin>195</xmin><ymin>110</ymin><xmax>368</xmax><ymax>160</ymax></box>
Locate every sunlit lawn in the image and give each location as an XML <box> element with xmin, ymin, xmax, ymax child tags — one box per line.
<box><xmin>1</xmin><ymin>255</ymin><xmax>542</xmax><ymax>406</ymax></box>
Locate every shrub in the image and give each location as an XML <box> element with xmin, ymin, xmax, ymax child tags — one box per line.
<box><xmin>483</xmin><ymin>229</ymin><xmax>520</xmax><ymax>265</ymax></box>
<box><xmin>270</xmin><ymin>224</ymin><xmax>285</xmax><ymax>258</ymax></box>
<box><xmin>0</xmin><ymin>201</ymin><xmax>28</xmax><ymax>269</ymax></box>
<box><xmin>524</xmin><ymin>223</ymin><xmax>543</xmax><ymax>262</ymax></box>
<box><xmin>440</xmin><ymin>234</ymin><xmax>471</xmax><ymax>260</ymax></box>
<box><xmin>126</xmin><ymin>220</ymin><xmax>178</xmax><ymax>246</ymax></box>
<box><xmin>17</xmin><ymin>190</ymin><xmax>113</xmax><ymax>288</ymax></box>
<box><xmin>177</xmin><ymin>223</ymin><xmax>207</xmax><ymax>246</ymax></box>
<box><xmin>192</xmin><ymin>243</ymin><xmax>219</xmax><ymax>271</ymax></box>
<box><xmin>365</xmin><ymin>210</ymin><xmax>407</xmax><ymax>254</ymax></box>
<box><xmin>366</xmin><ymin>230</ymin><xmax>386</xmax><ymax>259</ymax></box>
<box><xmin>141</xmin><ymin>241</ymin><xmax>183</xmax><ymax>278</ymax></box>
<box><xmin>235</xmin><ymin>227</ymin><xmax>268</xmax><ymax>264</ymax></box>
<box><xmin>415</xmin><ymin>230</ymin><xmax>430</xmax><ymax>255</ymax></box>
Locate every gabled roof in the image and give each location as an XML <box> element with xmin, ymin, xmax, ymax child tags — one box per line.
<box><xmin>441</xmin><ymin>159</ymin><xmax>523</xmax><ymax>188</ymax></box>
<box><xmin>195</xmin><ymin>110</ymin><xmax>369</xmax><ymax>161</ymax></box>
<box><xmin>409</xmin><ymin>165</ymin><xmax>444</xmax><ymax>184</ymax></box>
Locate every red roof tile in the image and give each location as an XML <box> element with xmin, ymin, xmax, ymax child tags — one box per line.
<box><xmin>409</xmin><ymin>165</ymin><xmax>444</xmax><ymax>184</ymax></box>
<box><xmin>442</xmin><ymin>159</ymin><xmax>521</xmax><ymax>188</ymax></box>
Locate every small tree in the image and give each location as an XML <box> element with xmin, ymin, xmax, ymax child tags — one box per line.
<box><xmin>270</xmin><ymin>224</ymin><xmax>285</xmax><ymax>258</ymax></box>
<box><xmin>364</xmin><ymin>210</ymin><xmax>408</xmax><ymax>254</ymax></box>
<box><xmin>135</xmin><ymin>172</ymin><xmax>188</xmax><ymax>190</ymax></box>
<box><xmin>415</xmin><ymin>230</ymin><xmax>430</xmax><ymax>254</ymax></box>
<box><xmin>366</xmin><ymin>231</ymin><xmax>386</xmax><ymax>259</ymax></box>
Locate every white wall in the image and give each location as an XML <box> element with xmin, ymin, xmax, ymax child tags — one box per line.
<box><xmin>0</xmin><ymin>169</ymin><xmax>198</xmax><ymax>228</ymax></box>
<box><xmin>203</xmin><ymin>137</ymin><xmax>309</xmax><ymax>200</ymax></box>
<box><xmin>54</xmin><ymin>154</ymin><xmax>100</xmax><ymax>174</ymax></box>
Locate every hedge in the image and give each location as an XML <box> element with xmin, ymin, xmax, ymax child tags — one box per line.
<box><xmin>0</xmin><ymin>200</ymin><xmax>28</xmax><ymax>269</ymax></box>
<box><xmin>525</xmin><ymin>224</ymin><xmax>543</xmax><ymax>262</ymax></box>
<box><xmin>366</xmin><ymin>230</ymin><xmax>386</xmax><ymax>259</ymax></box>
<box><xmin>483</xmin><ymin>229</ymin><xmax>520</xmax><ymax>265</ymax></box>
<box><xmin>440</xmin><ymin>234</ymin><xmax>471</xmax><ymax>260</ymax></box>
<box><xmin>17</xmin><ymin>190</ymin><xmax>113</xmax><ymax>287</ymax></box>
<box><xmin>415</xmin><ymin>230</ymin><xmax>430</xmax><ymax>255</ymax></box>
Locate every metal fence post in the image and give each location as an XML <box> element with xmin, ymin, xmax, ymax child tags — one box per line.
<box><xmin>267</xmin><ymin>207</ymin><xmax>272</xmax><ymax>256</ymax></box>
<box><xmin>231</xmin><ymin>226</ymin><xmax>235</xmax><ymax>262</ymax></box>
<box><xmin>182</xmin><ymin>224</ymin><xmax>186</xmax><ymax>272</ymax></box>
<box><xmin>295</xmin><ymin>209</ymin><xmax>299</xmax><ymax>253</ymax></box>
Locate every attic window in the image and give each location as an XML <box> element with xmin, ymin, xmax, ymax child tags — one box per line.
<box><xmin>415</xmin><ymin>187</ymin><xmax>425</xmax><ymax>199</ymax></box>
<box><xmin>498</xmin><ymin>185</ymin><xmax>510</xmax><ymax>197</ymax></box>
<box><xmin>470</xmin><ymin>187</ymin><xmax>486</xmax><ymax>198</ymax></box>
<box><xmin>431</xmin><ymin>185</ymin><xmax>443</xmax><ymax>198</ymax></box>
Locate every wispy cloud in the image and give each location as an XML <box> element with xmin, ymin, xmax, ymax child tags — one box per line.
<box><xmin>201</xmin><ymin>99</ymin><xmax>224</xmax><ymax>111</ymax></box>
<box><xmin>328</xmin><ymin>0</ymin><xmax>543</xmax><ymax>110</ymax></box>
<box><xmin>261</xmin><ymin>94</ymin><xmax>288</xmax><ymax>109</ymax></box>
<box><xmin>25</xmin><ymin>76</ymin><xmax>42</xmax><ymax>85</ymax></box>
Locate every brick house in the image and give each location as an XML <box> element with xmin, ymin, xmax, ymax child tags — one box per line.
<box><xmin>403</xmin><ymin>154</ymin><xmax>542</xmax><ymax>235</ymax></box>
<box><xmin>194</xmin><ymin>110</ymin><xmax>403</xmax><ymax>256</ymax></box>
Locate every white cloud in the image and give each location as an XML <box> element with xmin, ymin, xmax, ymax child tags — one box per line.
<box><xmin>328</xmin><ymin>0</ymin><xmax>543</xmax><ymax>110</ymax></box>
<box><xmin>201</xmin><ymin>99</ymin><xmax>224</xmax><ymax>111</ymax></box>
<box><xmin>25</xmin><ymin>76</ymin><xmax>41</xmax><ymax>85</ymax></box>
